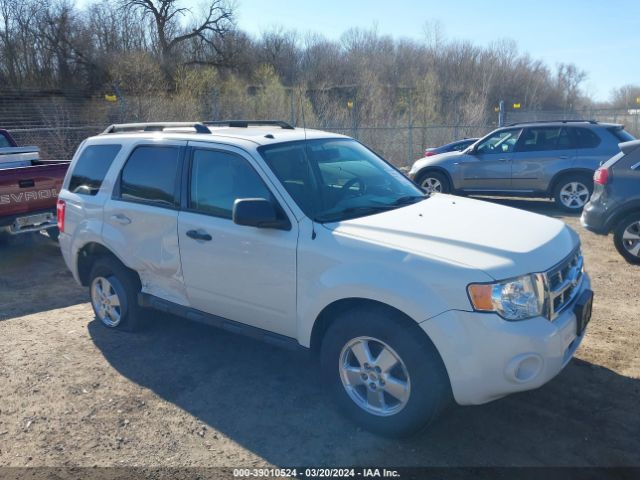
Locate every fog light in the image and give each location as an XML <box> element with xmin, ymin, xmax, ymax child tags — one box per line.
<box><xmin>505</xmin><ymin>353</ymin><xmax>543</xmax><ymax>383</ymax></box>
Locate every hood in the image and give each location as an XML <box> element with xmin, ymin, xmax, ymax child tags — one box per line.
<box><xmin>326</xmin><ymin>194</ymin><xmax>579</xmax><ymax>280</ymax></box>
<box><xmin>410</xmin><ymin>150</ymin><xmax>464</xmax><ymax>176</ymax></box>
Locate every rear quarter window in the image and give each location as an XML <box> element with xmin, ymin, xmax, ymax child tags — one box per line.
<box><xmin>68</xmin><ymin>144</ymin><xmax>122</xmax><ymax>195</ymax></box>
<box><xmin>608</xmin><ymin>127</ymin><xmax>635</xmax><ymax>143</ymax></box>
<box><xmin>573</xmin><ymin>128</ymin><xmax>601</xmax><ymax>149</ymax></box>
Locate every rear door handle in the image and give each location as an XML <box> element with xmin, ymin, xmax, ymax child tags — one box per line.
<box><xmin>19</xmin><ymin>179</ymin><xmax>35</xmax><ymax>188</ymax></box>
<box><xmin>110</xmin><ymin>214</ymin><xmax>131</xmax><ymax>225</ymax></box>
<box><xmin>558</xmin><ymin>156</ymin><xmax>570</xmax><ymax>159</ymax></box>
<box><xmin>186</xmin><ymin>229</ymin><xmax>212</xmax><ymax>241</ymax></box>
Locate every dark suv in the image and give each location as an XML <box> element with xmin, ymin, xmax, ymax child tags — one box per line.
<box><xmin>408</xmin><ymin>121</ymin><xmax>635</xmax><ymax>211</ymax></box>
<box><xmin>581</xmin><ymin>140</ymin><xmax>640</xmax><ymax>264</ymax></box>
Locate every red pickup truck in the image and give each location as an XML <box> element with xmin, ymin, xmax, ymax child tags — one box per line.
<box><xmin>0</xmin><ymin>129</ymin><xmax>70</xmax><ymax>239</ymax></box>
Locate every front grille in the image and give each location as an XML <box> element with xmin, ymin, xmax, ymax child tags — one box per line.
<box><xmin>543</xmin><ymin>248</ymin><xmax>584</xmax><ymax>320</ymax></box>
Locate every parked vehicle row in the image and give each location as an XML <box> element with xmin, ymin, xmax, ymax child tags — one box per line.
<box><xmin>57</xmin><ymin>120</ymin><xmax>592</xmax><ymax>437</ymax></box>
<box><xmin>0</xmin><ymin>129</ymin><xmax>69</xmax><ymax>239</ymax></box>
<box><xmin>409</xmin><ymin>120</ymin><xmax>634</xmax><ymax>212</ymax></box>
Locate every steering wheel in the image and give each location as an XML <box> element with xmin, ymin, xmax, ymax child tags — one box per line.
<box><xmin>339</xmin><ymin>177</ymin><xmax>366</xmax><ymax>199</ymax></box>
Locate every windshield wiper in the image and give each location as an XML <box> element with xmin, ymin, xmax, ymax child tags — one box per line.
<box><xmin>391</xmin><ymin>195</ymin><xmax>427</xmax><ymax>206</ymax></box>
<box><xmin>314</xmin><ymin>205</ymin><xmax>397</xmax><ymax>223</ymax></box>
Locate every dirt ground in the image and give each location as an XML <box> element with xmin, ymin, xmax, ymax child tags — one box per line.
<box><xmin>0</xmin><ymin>198</ymin><xmax>638</xmax><ymax>469</ymax></box>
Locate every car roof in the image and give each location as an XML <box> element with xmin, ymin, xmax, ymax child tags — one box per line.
<box><xmin>87</xmin><ymin>124</ymin><xmax>349</xmax><ymax>148</ymax></box>
<box><xmin>503</xmin><ymin>120</ymin><xmax>622</xmax><ymax>129</ymax></box>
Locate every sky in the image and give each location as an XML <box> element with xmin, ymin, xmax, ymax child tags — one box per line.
<box><xmin>234</xmin><ymin>0</ymin><xmax>640</xmax><ymax>102</ymax></box>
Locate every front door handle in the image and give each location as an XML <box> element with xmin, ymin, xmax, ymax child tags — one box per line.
<box><xmin>186</xmin><ymin>229</ymin><xmax>212</xmax><ymax>241</ymax></box>
<box><xmin>110</xmin><ymin>214</ymin><xmax>131</xmax><ymax>225</ymax></box>
<box><xmin>558</xmin><ymin>155</ymin><xmax>570</xmax><ymax>159</ymax></box>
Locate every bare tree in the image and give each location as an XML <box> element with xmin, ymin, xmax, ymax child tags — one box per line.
<box><xmin>556</xmin><ymin>63</ymin><xmax>587</xmax><ymax>110</ymax></box>
<box><xmin>120</xmin><ymin>0</ymin><xmax>234</xmax><ymax>74</ymax></box>
<box><xmin>610</xmin><ymin>84</ymin><xmax>640</xmax><ymax>109</ymax></box>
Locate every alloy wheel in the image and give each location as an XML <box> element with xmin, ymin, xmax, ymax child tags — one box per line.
<box><xmin>421</xmin><ymin>177</ymin><xmax>442</xmax><ymax>194</ymax></box>
<box><xmin>559</xmin><ymin>181</ymin><xmax>590</xmax><ymax>209</ymax></box>
<box><xmin>91</xmin><ymin>276</ymin><xmax>122</xmax><ymax>327</ymax></box>
<box><xmin>339</xmin><ymin>336</ymin><xmax>411</xmax><ymax>416</ymax></box>
<box><xmin>622</xmin><ymin>220</ymin><xmax>640</xmax><ymax>258</ymax></box>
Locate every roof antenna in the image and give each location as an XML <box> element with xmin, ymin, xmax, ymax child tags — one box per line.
<box><xmin>298</xmin><ymin>88</ymin><xmax>316</xmax><ymax>240</ymax></box>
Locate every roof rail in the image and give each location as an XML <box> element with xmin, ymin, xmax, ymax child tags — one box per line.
<box><xmin>102</xmin><ymin>122</ymin><xmax>212</xmax><ymax>134</ymax></box>
<box><xmin>506</xmin><ymin>119</ymin><xmax>598</xmax><ymax>127</ymax></box>
<box><xmin>203</xmin><ymin>120</ymin><xmax>295</xmax><ymax>130</ymax></box>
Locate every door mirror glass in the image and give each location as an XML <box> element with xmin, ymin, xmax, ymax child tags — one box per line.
<box><xmin>232</xmin><ymin>198</ymin><xmax>290</xmax><ymax>230</ymax></box>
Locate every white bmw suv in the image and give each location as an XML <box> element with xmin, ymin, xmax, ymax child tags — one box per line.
<box><xmin>57</xmin><ymin>121</ymin><xmax>593</xmax><ymax>437</ymax></box>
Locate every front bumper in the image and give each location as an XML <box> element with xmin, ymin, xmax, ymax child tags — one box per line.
<box><xmin>420</xmin><ymin>274</ymin><xmax>591</xmax><ymax>405</ymax></box>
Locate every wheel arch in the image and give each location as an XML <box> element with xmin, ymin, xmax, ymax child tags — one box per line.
<box><xmin>77</xmin><ymin>241</ymin><xmax>140</xmax><ymax>287</ymax></box>
<box><xmin>548</xmin><ymin>168</ymin><xmax>594</xmax><ymax>196</ymax></box>
<box><xmin>607</xmin><ymin>202</ymin><xmax>640</xmax><ymax>233</ymax></box>
<box><xmin>414</xmin><ymin>166</ymin><xmax>454</xmax><ymax>190</ymax></box>
<box><xmin>310</xmin><ymin>297</ymin><xmax>427</xmax><ymax>355</ymax></box>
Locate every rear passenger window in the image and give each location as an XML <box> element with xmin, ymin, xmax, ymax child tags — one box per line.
<box><xmin>518</xmin><ymin>127</ymin><xmax>573</xmax><ymax>151</ymax></box>
<box><xmin>68</xmin><ymin>144</ymin><xmax>122</xmax><ymax>195</ymax></box>
<box><xmin>189</xmin><ymin>149</ymin><xmax>272</xmax><ymax>219</ymax></box>
<box><xmin>120</xmin><ymin>146</ymin><xmax>180</xmax><ymax>207</ymax></box>
<box><xmin>573</xmin><ymin>128</ymin><xmax>601</xmax><ymax>149</ymax></box>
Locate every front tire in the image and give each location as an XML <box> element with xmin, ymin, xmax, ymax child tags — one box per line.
<box><xmin>320</xmin><ymin>306</ymin><xmax>451</xmax><ymax>437</ymax></box>
<box><xmin>553</xmin><ymin>174</ymin><xmax>593</xmax><ymax>212</ymax></box>
<box><xmin>89</xmin><ymin>257</ymin><xmax>145</xmax><ymax>331</ymax></box>
<box><xmin>416</xmin><ymin>170</ymin><xmax>451</xmax><ymax>194</ymax></box>
<box><xmin>613</xmin><ymin>213</ymin><xmax>640</xmax><ymax>265</ymax></box>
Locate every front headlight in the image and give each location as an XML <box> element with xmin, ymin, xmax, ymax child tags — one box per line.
<box><xmin>468</xmin><ymin>274</ymin><xmax>545</xmax><ymax>321</ymax></box>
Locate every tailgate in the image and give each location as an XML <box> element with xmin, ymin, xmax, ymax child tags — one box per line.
<box><xmin>0</xmin><ymin>163</ymin><xmax>70</xmax><ymax>218</ymax></box>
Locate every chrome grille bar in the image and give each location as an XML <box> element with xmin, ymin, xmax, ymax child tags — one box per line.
<box><xmin>544</xmin><ymin>248</ymin><xmax>584</xmax><ymax>320</ymax></box>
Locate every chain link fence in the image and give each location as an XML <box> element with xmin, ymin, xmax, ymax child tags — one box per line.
<box><xmin>3</xmin><ymin>89</ymin><xmax>637</xmax><ymax>167</ymax></box>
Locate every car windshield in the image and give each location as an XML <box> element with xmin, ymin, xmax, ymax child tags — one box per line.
<box><xmin>258</xmin><ymin>138</ymin><xmax>426</xmax><ymax>222</ymax></box>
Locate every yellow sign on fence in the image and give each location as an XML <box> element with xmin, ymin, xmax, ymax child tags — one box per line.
<box><xmin>513</xmin><ymin>103</ymin><xmax>521</xmax><ymax>109</ymax></box>
<box><xmin>104</xmin><ymin>94</ymin><xmax>117</xmax><ymax>102</ymax></box>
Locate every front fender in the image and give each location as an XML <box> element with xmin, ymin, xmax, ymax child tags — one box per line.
<box><xmin>295</xmin><ymin>220</ymin><xmax>490</xmax><ymax>347</ymax></box>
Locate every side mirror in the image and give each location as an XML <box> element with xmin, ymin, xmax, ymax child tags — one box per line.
<box><xmin>232</xmin><ymin>198</ymin><xmax>290</xmax><ymax>230</ymax></box>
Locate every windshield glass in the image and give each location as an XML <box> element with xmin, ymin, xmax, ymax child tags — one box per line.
<box><xmin>258</xmin><ymin>138</ymin><xmax>425</xmax><ymax>222</ymax></box>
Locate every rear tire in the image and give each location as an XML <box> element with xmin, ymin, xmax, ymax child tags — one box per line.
<box><xmin>416</xmin><ymin>170</ymin><xmax>451</xmax><ymax>194</ymax></box>
<box><xmin>89</xmin><ymin>256</ymin><xmax>146</xmax><ymax>331</ymax></box>
<box><xmin>553</xmin><ymin>174</ymin><xmax>593</xmax><ymax>212</ymax></box>
<box><xmin>320</xmin><ymin>305</ymin><xmax>451</xmax><ymax>437</ymax></box>
<box><xmin>613</xmin><ymin>213</ymin><xmax>640</xmax><ymax>265</ymax></box>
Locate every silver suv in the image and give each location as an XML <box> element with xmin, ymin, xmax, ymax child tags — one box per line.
<box><xmin>56</xmin><ymin>120</ymin><xmax>592</xmax><ymax>437</ymax></box>
<box><xmin>409</xmin><ymin>120</ymin><xmax>635</xmax><ymax>211</ymax></box>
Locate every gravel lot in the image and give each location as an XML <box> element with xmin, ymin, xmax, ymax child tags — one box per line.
<box><xmin>0</xmin><ymin>198</ymin><xmax>638</xmax><ymax>469</ymax></box>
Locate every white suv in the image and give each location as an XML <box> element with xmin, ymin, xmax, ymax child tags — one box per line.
<box><xmin>57</xmin><ymin>121</ymin><xmax>593</xmax><ymax>437</ymax></box>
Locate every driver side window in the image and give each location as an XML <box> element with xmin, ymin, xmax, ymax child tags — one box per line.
<box><xmin>475</xmin><ymin>129</ymin><xmax>522</xmax><ymax>155</ymax></box>
<box><xmin>189</xmin><ymin>149</ymin><xmax>273</xmax><ymax>219</ymax></box>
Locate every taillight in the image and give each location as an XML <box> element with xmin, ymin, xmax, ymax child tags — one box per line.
<box><xmin>425</xmin><ymin>151</ymin><xmax>435</xmax><ymax>157</ymax></box>
<box><xmin>56</xmin><ymin>199</ymin><xmax>65</xmax><ymax>233</ymax></box>
<box><xmin>594</xmin><ymin>167</ymin><xmax>609</xmax><ymax>185</ymax></box>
